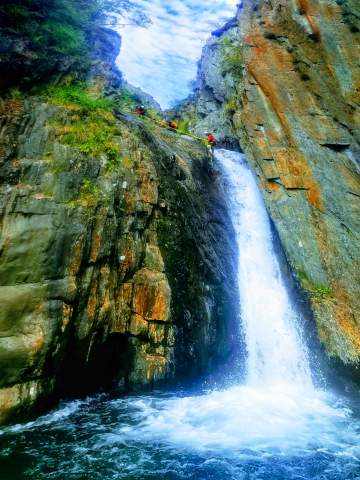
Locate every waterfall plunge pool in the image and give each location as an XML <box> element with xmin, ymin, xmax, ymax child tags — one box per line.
<box><xmin>1</xmin><ymin>387</ymin><xmax>359</xmax><ymax>479</ymax></box>
<box><xmin>1</xmin><ymin>150</ymin><xmax>359</xmax><ymax>480</ymax></box>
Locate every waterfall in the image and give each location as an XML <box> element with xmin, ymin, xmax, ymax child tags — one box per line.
<box><xmin>216</xmin><ymin>149</ymin><xmax>312</xmax><ymax>388</ymax></box>
<box><xmin>103</xmin><ymin>151</ymin><xmax>354</xmax><ymax>454</ymax></box>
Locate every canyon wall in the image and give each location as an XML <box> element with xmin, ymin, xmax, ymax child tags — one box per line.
<box><xmin>0</xmin><ymin>28</ymin><xmax>238</xmax><ymax>423</ymax></box>
<box><xmin>0</xmin><ymin>95</ymin><xmax>238</xmax><ymax>423</ymax></box>
<box><xmin>191</xmin><ymin>0</ymin><xmax>360</xmax><ymax>375</ymax></box>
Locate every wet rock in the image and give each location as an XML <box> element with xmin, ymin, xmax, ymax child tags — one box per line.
<box><xmin>191</xmin><ymin>0</ymin><xmax>360</xmax><ymax>373</ymax></box>
<box><xmin>133</xmin><ymin>269</ymin><xmax>171</xmax><ymax>322</ymax></box>
<box><xmin>0</xmin><ymin>97</ymin><xmax>237</xmax><ymax>424</ymax></box>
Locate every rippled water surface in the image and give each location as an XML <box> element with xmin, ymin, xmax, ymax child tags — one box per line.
<box><xmin>1</xmin><ymin>387</ymin><xmax>360</xmax><ymax>480</ymax></box>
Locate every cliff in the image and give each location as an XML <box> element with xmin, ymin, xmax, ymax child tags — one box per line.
<box><xmin>0</xmin><ymin>96</ymin><xmax>239</xmax><ymax>423</ymax></box>
<box><xmin>190</xmin><ymin>0</ymin><xmax>360</xmax><ymax>375</ymax></box>
<box><xmin>0</xmin><ymin>22</ymin><xmax>238</xmax><ymax>423</ymax></box>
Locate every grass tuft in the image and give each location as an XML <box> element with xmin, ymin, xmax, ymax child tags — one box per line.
<box><xmin>45</xmin><ymin>83</ymin><xmax>122</xmax><ymax>166</ymax></box>
<box><xmin>221</xmin><ymin>38</ymin><xmax>244</xmax><ymax>80</ymax></box>
<box><xmin>43</xmin><ymin>84</ymin><xmax>114</xmax><ymax>111</ymax></box>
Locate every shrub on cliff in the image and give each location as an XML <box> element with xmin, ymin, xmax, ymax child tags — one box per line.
<box><xmin>43</xmin><ymin>83</ymin><xmax>114</xmax><ymax>110</ymax></box>
<box><xmin>42</xmin><ymin>83</ymin><xmax>122</xmax><ymax>165</ymax></box>
<box><xmin>0</xmin><ymin>0</ymin><xmax>149</xmax><ymax>89</ymax></box>
<box><xmin>221</xmin><ymin>38</ymin><xmax>244</xmax><ymax>80</ymax></box>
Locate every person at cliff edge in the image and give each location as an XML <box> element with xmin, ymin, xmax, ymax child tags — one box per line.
<box><xmin>205</xmin><ymin>132</ymin><xmax>217</xmax><ymax>156</ymax></box>
<box><xmin>161</xmin><ymin>119</ymin><xmax>178</xmax><ymax>131</ymax></box>
<box><xmin>134</xmin><ymin>105</ymin><xmax>146</xmax><ymax>116</ymax></box>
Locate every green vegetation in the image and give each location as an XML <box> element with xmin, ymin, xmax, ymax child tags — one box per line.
<box><xmin>1</xmin><ymin>1</ymin><xmax>93</xmax><ymax>61</ymax></box>
<box><xmin>112</xmin><ymin>87</ymin><xmax>162</xmax><ymax>125</ymax></box>
<box><xmin>115</xmin><ymin>87</ymin><xmax>138</xmax><ymax>111</ymax></box>
<box><xmin>174</xmin><ymin>121</ymin><xmax>206</xmax><ymax>144</ymax></box>
<box><xmin>43</xmin><ymin>84</ymin><xmax>114</xmax><ymax>111</ymax></box>
<box><xmin>296</xmin><ymin>269</ymin><xmax>333</xmax><ymax>299</ymax></box>
<box><xmin>221</xmin><ymin>38</ymin><xmax>234</xmax><ymax>47</ymax></box>
<box><xmin>223</xmin><ymin>48</ymin><xmax>244</xmax><ymax>79</ymax></box>
<box><xmin>146</xmin><ymin>108</ymin><xmax>162</xmax><ymax>123</ymax></box>
<box><xmin>293</xmin><ymin>59</ymin><xmax>312</xmax><ymax>82</ymax></box>
<box><xmin>54</xmin><ymin>112</ymin><xmax>121</xmax><ymax>161</ymax></box>
<box><xmin>176</xmin><ymin>120</ymin><xmax>192</xmax><ymax>135</ymax></box>
<box><xmin>0</xmin><ymin>1</ymin><xmax>150</xmax><ymax>89</ymax></box>
<box><xmin>46</xmin><ymin>83</ymin><xmax>122</xmax><ymax>166</ymax></box>
<box><xmin>65</xmin><ymin>179</ymin><xmax>101</xmax><ymax>208</ymax></box>
<box><xmin>8</xmin><ymin>88</ymin><xmax>23</xmax><ymax>100</ymax></box>
<box><xmin>221</xmin><ymin>39</ymin><xmax>244</xmax><ymax>79</ymax></box>
<box><xmin>311</xmin><ymin>284</ymin><xmax>333</xmax><ymax>298</ymax></box>
<box><xmin>224</xmin><ymin>96</ymin><xmax>238</xmax><ymax>114</ymax></box>
<box><xmin>80</xmin><ymin>178</ymin><xmax>100</xmax><ymax>196</ymax></box>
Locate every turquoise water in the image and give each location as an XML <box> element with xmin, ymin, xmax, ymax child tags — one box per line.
<box><xmin>0</xmin><ymin>389</ymin><xmax>360</xmax><ymax>480</ymax></box>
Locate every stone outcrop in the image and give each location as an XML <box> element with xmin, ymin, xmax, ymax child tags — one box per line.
<box><xmin>191</xmin><ymin>0</ymin><xmax>360</xmax><ymax>374</ymax></box>
<box><xmin>0</xmin><ymin>96</ymin><xmax>238</xmax><ymax>424</ymax></box>
<box><xmin>172</xmin><ymin>18</ymin><xmax>239</xmax><ymax>147</ymax></box>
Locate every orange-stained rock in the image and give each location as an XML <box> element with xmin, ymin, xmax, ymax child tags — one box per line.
<box><xmin>129</xmin><ymin>340</ymin><xmax>171</xmax><ymax>387</ymax></box>
<box><xmin>61</xmin><ymin>303</ymin><xmax>73</xmax><ymax>333</ymax></box>
<box><xmin>89</xmin><ymin>208</ymin><xmax>110</xmax><ymax>263</ymax></box>
<box><xmin>193</xmin><ymin>0</ymin><xmax>360</xmax><ymax>367</ymax></box>
<box><xmin>235</xmin><ymin>0</ymin><xmax>360</xmax><ymax>364</ymax></box>
<box><xmin>132</xmin><ymin>268</ymin><xmax>171</xmax><ymax>322</ymax></box>
<box><xmin>68</xmin><ymin>239</ymin><xmax>84</xmax><ymax>277</ymax></box>
<box><xmin>0</xmin><ymin>379</ymin><xmax>54</xmax><ymax>425</ymax></box>
<box><xmin>144</xmin><ymin>244</ymin><xmax>165</xmax><ymax>272</ymax></box>
<box><xmin>135</xmin><ymin>163</ymin><xmax>158</xmax><ymax>205</ymax></box>
<box><xmin>148</xmin><ymin>322</ymin><xmax>166</xmax><ymax>345</ymax></box>
<box><xmin>129</xmin><ymin>314</ymin><xmax>149</xmax><ymax>337</ymax></box>
<box><xmin>143</xmin><ymin>353</ymin><xmax>168</xmax><ymax>382</ymax></box>
<box><xmin>112</xmin><ymin>283</ymin><xmax>133</xmax><ymax>334</ymax></box>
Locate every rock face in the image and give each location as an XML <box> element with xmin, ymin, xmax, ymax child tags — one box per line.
<box><xmin>173</xmin><ymin>18</ymin><xmax>239</xmax><ymax>147</ymax></box>
<box><xmin>0</xmin><ymin>13</ymin><xmax>240</xmax><ymax>423</ymax></box>
<box><xmin>0</xmin><ymin>96</ymin><xmax>238</xmax><ymax>424</ymax></box>
<box><xmin>193</xmin><ymin>1</ymin><xmax>360</xmax><ymax>374</ymax></box>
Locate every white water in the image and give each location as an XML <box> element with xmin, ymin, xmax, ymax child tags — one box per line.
<box><xmin>218</xmin><ymin>149</ymin><xmax>311</xmax><ymax>387</ymax></box>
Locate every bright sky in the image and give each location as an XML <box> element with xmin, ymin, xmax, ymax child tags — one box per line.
<box><xmin>116</xmin><ymin>0</ymin><xmax>238</xmax><ymax>109</ymax></box>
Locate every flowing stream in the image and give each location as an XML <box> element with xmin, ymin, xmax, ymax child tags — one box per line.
<box><xmin>1</xmin><ymin>150</ymin><xmax>360</xmax><ymax>479</ymax></box>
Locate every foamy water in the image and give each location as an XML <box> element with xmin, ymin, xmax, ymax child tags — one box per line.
<box><xmin>216</xmin><ymin>149</ymin><xmax>311</xmax><ymax>388</ymax></box>
<box><xmin>102</xmin><ymin>150</ymin><xmax>358</xmax><ymax>460</ymax></box>
<box><xmin>112</xmin><ymin>385</ymin><xmax>357</xmax><ymax>454</ymax></box>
